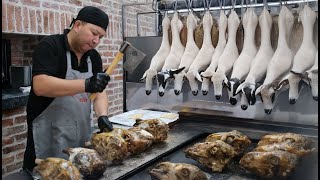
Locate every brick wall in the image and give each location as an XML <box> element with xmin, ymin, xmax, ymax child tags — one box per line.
<box><xmin>2</xmin><ymin>107</ymin><xmax>28</xmax><ymax>176</ymax></box>
<box><xmin>7</xmin><ymin>36</ymin><xmax>43</xmax><ymax>66</ymax></box>
<box><xmin>2</xmin><ymin>0</ymin><xmax>155</xmax><ymax>177</ymax></box>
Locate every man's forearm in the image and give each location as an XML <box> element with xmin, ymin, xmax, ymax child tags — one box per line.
<box><xmin>93</xmin><ymin>89</ymin><xmax>109</xmax><ymax>117</ymax></box>
<box><xmin>33</xmin><ymin>74</ymin><xmax>85</xmax><ymax>97</ymax></box>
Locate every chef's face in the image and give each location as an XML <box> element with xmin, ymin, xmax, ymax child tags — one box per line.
<box><xmin>74</xmin><ymin>21</ymin><xmax>106</xmax><ymax>53</ymax></box>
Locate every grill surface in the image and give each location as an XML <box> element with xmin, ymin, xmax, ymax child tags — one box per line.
<box><xmin>115</xmin><ymin>112</ymin><xmax>318</xmax><ymax>180</ymax></box>
<box><xmin>127</xmin><ymin>133</ymin><xmax>318</xmax><ymax>180</ymax></box>
<box><xmin>100</xmin><ymin>112</ymin><xmax>318</xmax><ymax>180</ymax></box>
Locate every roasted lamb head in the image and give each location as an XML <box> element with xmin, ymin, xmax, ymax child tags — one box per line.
<box><xmin>127</xmin><ymin>127</ymin><xmax>154</xmax><ymax>154</ymax></box>
<box><xmin>184</xmin><ymin>140</ymin><xmax>237</xmax><ymax>172</ymax></box>
<box><xmin>63</xmin><ymin>147</ymin><xmax>107</xmax><ymax>178</ymax></box>
<box><xmin>91</xmin><ymin>129</ymin><xmax>128</xmax><ymax>163</ymax></box>
<box><xmin>257</xmin><ymin>133</ymin><xmax>313</xmax><ymax>149</ymax></box>
<box><xmin>205</xmin><ymin>130</ymin><xmax>251</xmax><ymax>155</ymax></box>
<box><xmin>112</xmin><ymin>127</ymin><xmax>154</xmax><ymax>155</ymax></box>
<box><xmin>239</xmin><ymin>151</ymin><xmax>298</xmax><ymax>178</ymax></box>
<box><xmin>253</xmin><ymin>141</ymin><xmax>314</xmax><ymax>157</ymax></box>
<box><xmin>33</xmin><ymin>157</ymin><xmax>81</xmax><ymax>180</ymax></box>
<box><xmin>149</xmin><ymin>162</ymin><xmax>208</xmax><ymax>180</ymax></box>
<box><xmin>134</xmin><ymin>118</ymin><xmax>169</xmax><ymax>142</ymax></box>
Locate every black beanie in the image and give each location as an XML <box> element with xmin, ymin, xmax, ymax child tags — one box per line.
<box><xmin>70</xmin><ymin>6</ymin><xmax>109</xmax><ymax>31</ymax></box>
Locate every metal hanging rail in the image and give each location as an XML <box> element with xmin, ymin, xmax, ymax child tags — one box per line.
<box><xmin>160</xmin><ymin>0</ymin><xmax>318</xmax><ymax>13</ymax></box>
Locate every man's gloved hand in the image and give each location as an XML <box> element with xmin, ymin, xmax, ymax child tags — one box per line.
<box><xmin>98</xmin><ymin>115</ymin><xmax>113</xmax><ymax>133</ymax></box>
<box><xmin>85</xmin><ymin>73</ymin><xmax>110</xmax><ymax>93</ymax></box>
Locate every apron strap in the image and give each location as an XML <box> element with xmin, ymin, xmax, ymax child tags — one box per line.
<box><xmin>66</xmin><ymin>51</ymin><xmax>93</xmax><ymax>73</ymax></box>
<box><xmin>86</xmin><ymin>56</ymin><xmax>92</xmax><ymax>73</ymax></box>
<box><xmin>66</xmin><ymin>51</ymin><xmax>72</xmax><ymax>70</ymax></box>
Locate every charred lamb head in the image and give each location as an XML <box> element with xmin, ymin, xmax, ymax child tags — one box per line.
<box><xmin>149</xmin><ymin>162</ymin><xmax>208</xmax><ymax>180</ymax></box>
<box><xmin>112</xmin><ymin>127</ymin><xmax>154</xmax><ymax>155</ymax></box>
<box><xmin>33</xmin><ymin>157</ymin><xmax>81</xmax><ymax>180</ymax></box>
<box><xmin>91</xmin><ymin>129</ymin><xmax>128</xmax><ymax>163</ymax></box>
<box><xmin>257</xmin><ymin>133</ymin><xmax>313</xmax><ymax>148</ymax></box>
<box><xmin>253</xmin><ymin>141</ymin><xmax>314</xmax><ymax>157</ymax></box>
<box><xmin>239</xmin><ymin>150</ymin><xmax>298</xmax><ymax>178</ymax></box>
<box><xmin>134</xmin><ymin>118</ymin><xmax>169</xmax><ymax>142</ymax></box>
<box><xmin>184</xmin><ymin>140</ymin><xmax>237</xmax><ymax>172</ymax></box>
<box><xmin>205</xmin><ymin>130</ymin><xmax>251</xmax><ymax>155</ymax></box>
<box><xmin>63</xmin><ymin>147</ymin><xmax>107</xmax><ymax>178</ymax></box>
<box><xmin>126</xmin><ymin>127</ymin><xmax>154</xmax><ymax>155</ymax></box>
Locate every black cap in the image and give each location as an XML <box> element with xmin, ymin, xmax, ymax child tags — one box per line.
<box><xmin>70</xmin><ymin>6</ymin><xmax>109</xmax><ymax>31</ymax></box>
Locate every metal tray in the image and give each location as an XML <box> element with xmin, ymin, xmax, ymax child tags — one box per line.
<box><xmin>125</xmin><ymin>133</ymin><xmax>318</xmax><ymax>180</ymax></box>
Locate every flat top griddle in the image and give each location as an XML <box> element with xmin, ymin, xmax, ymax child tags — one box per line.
<box><xmin>97</xmin><ymin>127</ymin><xmax>202</xmax><ymax>180</ymax></box>
<box><xmin>127</xmin><ymin>133</ymin><xmax>318</xmax><ymax>180</ymax></box>
<box><xmin>98</xmin><ymin>114</ymin><xmax>318</xmax><ymax>180</ymax></box>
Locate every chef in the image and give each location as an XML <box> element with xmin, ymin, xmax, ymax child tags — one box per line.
<box><xmin>23</xmin><ymin>6</ymin><xmax>113</xmax><ymax>171</ymax></box>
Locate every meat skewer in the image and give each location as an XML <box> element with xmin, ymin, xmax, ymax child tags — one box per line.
<box><xmin>141</xmin><ymin>13</ymin><xmax>171</xmax><ymax>95</ymax></box>
<box><xmin>201</xmin><ymin>9</ymin><xmax>228</xmax><ymax>95</ymax></box>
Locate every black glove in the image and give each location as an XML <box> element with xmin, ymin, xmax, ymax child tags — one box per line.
<box><xmin>85</xmin><ymin>73</ymin><xmax>110</xmax><ymax>93</ymax></box>
<box><xmin>98</xmin><ymin>115</ymin><xmax>113</xmax><ymax>133</ymax></box>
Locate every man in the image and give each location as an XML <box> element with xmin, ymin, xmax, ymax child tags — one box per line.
<box><xmin>23</xmin><ymin>6</ymin><xmax>113</xmax><ymax>171</ymax></box>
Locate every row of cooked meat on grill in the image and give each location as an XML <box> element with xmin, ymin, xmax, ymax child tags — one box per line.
<box><xmin>32</xmin><ymin>118</ymin><xmax>170</xmax><ymax>179</ymax></box>
<box><xmin>149</xmin><ymin>131</ymin><xmax>316</xmax><ymax>180</ymax></box>
<box><xmin>141</xmin><ymin>4</ymin><xmax>318</xmax><ymax>114</ymax></box>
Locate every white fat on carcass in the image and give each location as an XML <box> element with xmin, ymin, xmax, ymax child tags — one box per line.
<box><xmin>186</xmin><ymin>11</ymin><xmax>215</xmax><ymax>96</ymax></box>
<box><xmin>173</xmin><ymin>11</ymin><xmax>200</xmax><ymax>95</ymax></box>
<box><xmin>201</xmin><ymin>10</ymin><xmax>228</xmax><ymax>95</ymax></box>
<box><xmin>290</xmin><ymin>51</ymin><xmax>318</xmax><ymax>101</ymax></box>
<box><xmin>277</xmin><ymin>5</ymin><xmax>317</xmax><ymax>104</ymax></box>
<box><xmin>141</xmin><ymin>13</ymin><xmax>171</xmax><ymax>95</ymax></box>
<box><xmin>228</xmin><ymin>8</ymin><xmax>258</xmax><ymax>105</ymax></box>
<box><xmin>307</xmin><ymin>51</ymin><xmax>318</xmax><ymax>100</ymax></box>
<box><xmin>157</xmin><ymin>12</ymin><xmax>185</xmax><ymax>96</ymax></box>
<box><xmin>211</xmin><ymin>9</ymin><xmax>240</xmax><ymax>100</ymax></box>
<box><xmin>236</xmin><ymin>7</ymin><xmax>274</xmax><ymax>106</ymax></box>
<box><xmin>255</xmin><ymin>6</ymin><xmax>294</xmax><ymax>114</ymax></box>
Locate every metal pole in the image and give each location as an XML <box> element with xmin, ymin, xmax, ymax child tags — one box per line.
<box><xmin>136</xmin><ymin>12</ymin><xmax>159</xmax><ymax>36</ymax></box>
<box><xmin>163</xmin><ymin>0</ymin><xmax>318</xmax><ymax>13</ymax></box>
